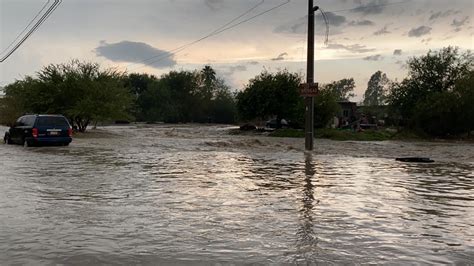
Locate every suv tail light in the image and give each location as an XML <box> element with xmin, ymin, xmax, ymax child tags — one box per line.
<box><xmin>68</xmin><ymin>128</ymin><xmax>73</xmax><ymax>137</ymax></box>
<box><xmin>32</xmin><ymin>128</ymin><xmax>38</xmax><ymax>138</ymax></box>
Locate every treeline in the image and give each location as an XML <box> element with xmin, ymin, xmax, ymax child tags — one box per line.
<box><xmin>236</xmin><ymin>71</ymin><xmax>355</xmax><ymax>129</ymax></box>
<box><xmin>236</xmin><ymin>46</ymin><xmax>473</xmax><ymax>137</ymax></box>
<box><xmin>387</xmin><ymin>47</ymin><xmax>473</xmax><ymax>137</ymax></box>
<box><xmin>0</xmin><ymin>61</ymin><xmax>236</xmax><ymax>131</ymax></box>
<box><xmin>0</xmin><ymin>46</ymin><xmax>472</xmax><ymax>137</ymax></box>
<box><xmin>124</xmin><ymin>65</ymin><xmax>236</xmax><ymax>124</ymax></box>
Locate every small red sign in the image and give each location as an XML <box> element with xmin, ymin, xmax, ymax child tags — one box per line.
<box><xmin>299</xmin><ymin>83</ymin><xmax>319</xmax><ymax>97</ymax></box>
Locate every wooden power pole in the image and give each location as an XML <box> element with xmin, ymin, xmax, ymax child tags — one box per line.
<box><xmin>303</xmin><ymin>0</ymin><xmax>319</xmax><ymax>151</ymax></box>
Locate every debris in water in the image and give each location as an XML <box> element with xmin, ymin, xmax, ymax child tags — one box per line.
<box><xmin>396</xmin><ymin>157</ymin><xmax>435</xmax><ymax>163</ymax></box>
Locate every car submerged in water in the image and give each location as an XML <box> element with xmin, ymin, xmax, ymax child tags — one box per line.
<box><xmin>3</xmin><ymin>114</ymin><xmax>73</xmax><ymax>147</ymax></box>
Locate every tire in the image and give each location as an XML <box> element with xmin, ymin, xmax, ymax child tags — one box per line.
<box><xmin>4</xmin><ymin>136</ymin><xmax>11</xmax><ymax>145</ymax></box>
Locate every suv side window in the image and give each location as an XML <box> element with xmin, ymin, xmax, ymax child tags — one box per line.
<box><xmin>15</xmin><ymin>117</ymin><xmax>25</xmax><ymax>127</ymax></box>
<box><xmin>24</xmin><ymin>116</ymin><xmax>36</xmax><ymax>127</ymax></box>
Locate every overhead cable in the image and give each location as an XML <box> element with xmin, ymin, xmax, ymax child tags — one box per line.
<box><xmin>127</xmin><ymin>0</ymin><xmax>291</xmax><ymax>71</ymax></box>
<box><xmin>0</xmin><ymin>0</ymin><xmax>61</xmax><ymax>62</ymax></box>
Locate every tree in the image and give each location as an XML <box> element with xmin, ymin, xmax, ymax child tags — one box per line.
<box><xmin>236</xmin><ymin>70</ymin><xmax>302</xmax><ymax>127</ymax></box>
<box><xmin>210</xmin><ymin>81</ymin><xmax>237</xmax><ymax>124</ymax></box>
<box><xmin>323</xmin><ymin>78</ymin><xmax>355</xmax><ymax>101</ymax></box>
<box><xmin>454</xmin><ymin>70</ymin><xmax>474</xmax><ymax>136</ymax></box>
<box><xmin>0</xmin><ymin>60</ymin><xmax>133</xmax><ymax>132</ymax></box>
<box><xmin>387</xmin><ymin>47</ymin><xmax>473</xmax><ymax>136</ymax></box>
<box><xmin>125</xmin><ymin>66</ymin><xmax>236</xmax><ymax>124</ymax></box>
<box><xmin>363</xmin><ymin>71</ymin><xmax>389</xmax><ymax>106</ymax></box>
<box><xmin>123</xmin><ymin>73</ymin><xmax>158</xmax><ymax>121</ymax></box>
<box><xmin>314</xmin><ymin>87</ymin><xmax>340</xmax><ymax>128</ymax></box>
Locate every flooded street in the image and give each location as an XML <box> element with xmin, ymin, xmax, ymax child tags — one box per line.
<box><xmin>0</xmin><ymin>124</ymin><xmax>473</xmax><ymax>264</ymax></box>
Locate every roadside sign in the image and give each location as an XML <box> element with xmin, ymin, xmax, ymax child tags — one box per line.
<box><xmin>299</xmin><ymin>82</ymin><xmax>319</xmax><ymax>97</ymax></box>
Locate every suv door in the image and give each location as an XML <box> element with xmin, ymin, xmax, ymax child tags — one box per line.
<box><xmin>10</xmin><ymin>117</ymin><xmax>25</xmax><ymax>143</ymax></box>
<box><xmin>11</xmin><ymin>116</ymin><xmax>35</xmax><ymax>144</ymax></box>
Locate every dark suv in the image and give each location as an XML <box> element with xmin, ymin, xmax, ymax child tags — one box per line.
<box><xmin>4</xmin><ymin>114</ymin><xmax>73</xmax><ymax>147</ymax></box>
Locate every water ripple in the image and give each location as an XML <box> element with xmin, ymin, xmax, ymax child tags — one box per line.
<box><xmin>0</xmin><ymin>125</ymin><xmax>473</xmax><ymax>264</ymax></box>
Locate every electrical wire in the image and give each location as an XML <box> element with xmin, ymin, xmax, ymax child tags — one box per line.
<box><xmin>290</xmin><ymin>0</ymin><xmax>409</xmax><ymax>48</ymax></box>
<box><xmin>127</xmin><ymin>0</ymin><xmax>291</xmax><ymax>72</ymax></box>
<box><xmin>0</xmin><ymin>0</ymin><xmax>61</xmax><ymax>62</ymax></box>
<box><xmin>318</xmin><ymin>8</ymin><xmax>330</xmax><ymax>45</ymax></box>
<box><xmin>125</xmin><ymin>0</ymin><xmax>266</xmax><ymax>70</ymax></box>
<box><xmin>0</xmin><ymin>0</ymin><xmax>51</xmax><ymax>57</ymax></box>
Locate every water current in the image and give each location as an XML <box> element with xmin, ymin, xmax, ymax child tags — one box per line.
<box><xmin>0</xmin><ymin>124</ymin><xmax>473</xmax><ymax>264</ymax></box>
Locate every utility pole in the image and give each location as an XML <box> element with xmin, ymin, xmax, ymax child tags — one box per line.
<box><xmin>304</xmin><ymin>0</ymin><xmax>319</xmax><ymax>151</ymax></box>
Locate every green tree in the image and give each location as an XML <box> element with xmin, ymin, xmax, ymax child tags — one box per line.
<box><xmin>237</xmin><ymin>70</ymin><xmax>302</xmax><ymax>127</ymax></box>
<box><xmin>387</xmin><ymin>47</ymin><xmax>473</xmax><ymax>136</ymax></box>
<box><xmin>314</xmin><ymin>88</ymin><xmax>340</xmax><ymax>128</ymax></box>
<box><xmin>455</xmin><ymin>70</ymin><xmax>474</xmax><ymax>136</ymax></box>
<box><xmin>123</xmin><ymin>73</ymin><xmax>158</xmax><ymax>121</ymax></box>
<box><xmin>126</xmin><ymin>66</ymin><xmax>236</xmax><ymax>124</ymax></box>
<box><xmin>323</xmin><ymin>78</ymin><xmax>355</xmax><ymax>101</ymax></box>
<box><xmin>363</xmin><ymin>71</ymin><xmax>389</xmax><ymax>106</ymax></box>
<box><xmin>0</xmin><ymin>60</ymin><xmax>133</xmax><ymax>132</ymax></box>
<box><xmin>210</xmin><ymin>80</ymin><xmax>237</xmax><ymax>124</ymax></box>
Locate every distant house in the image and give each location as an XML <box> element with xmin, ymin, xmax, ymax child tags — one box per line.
<box><xmin>338</xmin><ymin>101</ymin><xmax>357</xmax><ymax>121</ymax></box>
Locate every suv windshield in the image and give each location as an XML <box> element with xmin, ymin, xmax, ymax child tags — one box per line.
<box><xmin>36</xmin><ymin>116</ymin><xmax>69</xmax><ymax>127</ymax></box>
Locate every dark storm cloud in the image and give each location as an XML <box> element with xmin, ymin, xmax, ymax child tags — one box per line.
<box><xmin>273</xmin><ymin>19</ymin><xmax>305</xmax><ymax>35</ymax></box>
<box><xmin>271</xmin><ymin>53</ymin><xmax>288</xmax><ymax>61</ymax></box>
<box><xmin>429</xmin><ymin>10</ymin><xmax>461</xmax><ymax>21</ymax></box>
<box><xmin>316</xmin><ymin>12</ymin><xmax>347</xmax><ymax>27</ymax></box>
<box><xmin>326</xmin><ymin>43</ymin><xmax>375</xmax><ymax>53</ymax></box>
<box><xmin>373</xmin><ymin>26</ymin><xmax>390</xmax><ymax>35</ymax></box>
<box><xmin>351</xmin><ymin>0</ymin><xmax>390</xmax><ymax>15</ymax></box>
<box><xmin>274</xmin><ymin>12</ymin><xmax>346</xmax><ymax>35</ymax></box>
<box><xmin>204</xmin><ymin>0</ymin><xmax>224</xmax><ymax>11</ymax></box>
<box><xmin>393</xmin><ymin>49</ymin><xmax>402</xmax><ymax>56</ymax></box>
<box><xmin>348</xmin><ymin>20</ymin><xmax>375</xmax><ymax>26</ymax></box>
<box><xmin>363</xmin><ymin>54</ymin><xmax>383</xmax><ymax>61</ymax></box>
<box><xmin>95</xmin><ymin>41</ymin><xmax>176</xmax><ymax>68</ymax></box>
<box><xmin>452</xmin><ymin>17</ymin><xmax>469</xmax><ymax>27</ymax></box>
<box><xmin>408</xmin><ymin>26</ymin><xmax>432</xmax><ymax>37</ymax></box>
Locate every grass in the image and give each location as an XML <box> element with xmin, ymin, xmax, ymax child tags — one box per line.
<box><xmin>270</xmin><ymin>128</ymin><xmax>399</xmax><ymax>141</ymax></box>
<box><xmin>315</xmin><ymin>128</ymin><xmax>395</xmax><ymax>141</ymax></box>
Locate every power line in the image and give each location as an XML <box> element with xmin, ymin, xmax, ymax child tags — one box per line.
<box><xmin>318</xmin><ymin>8</ymin><xmax>330</xmax><ymax>45</ymax></box>
<box><xmin>0</xmin><ymin>0</ymin><xmax>51</xmax><ymax>56</ymax></box>
<box><xmin>128</xmin><ymin>0</ymin><xmax>407</xmax><ymax>71</ymax></box>
<box><xmin>127</xmin><ymin>0</ymin><xmax>291</xmax><ymax>72</ymax></box>
<box><xmin>290</xmin><ymin>0</ymin><xmax>410</xmax><ymax>51</ymax></box>
<box><xmin>125</xmin><ymin>0</ymin><xmax>265</xmax><ymax>70</ymax></box>
<box><xmin>0</xmin><ymin>0</ymin><xmax>61</xmax><ymax>62</ymax></box>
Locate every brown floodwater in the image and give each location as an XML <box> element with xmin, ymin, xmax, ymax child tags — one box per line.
<box><xmin>0</xmin><ymin>124</ymin><xmax>473</xmax><ymax>264</ymax></box>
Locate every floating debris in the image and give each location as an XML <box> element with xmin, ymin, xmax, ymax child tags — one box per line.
<box><xmin>396</xmin><ymin>157</ymin><xmax>435</xmax><ymax>163</ymax></box>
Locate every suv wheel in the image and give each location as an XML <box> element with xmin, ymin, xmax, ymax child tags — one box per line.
<box><xmin>4</xmin><ymin>136</ymin><xmax>11</xmax><ymax>145</ymax></box>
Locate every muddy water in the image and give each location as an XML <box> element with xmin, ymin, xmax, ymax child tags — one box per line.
<box><xmin>0</xmin><ymin>124</ymin><xmax>473</xmax><ymax>264</ymax></box>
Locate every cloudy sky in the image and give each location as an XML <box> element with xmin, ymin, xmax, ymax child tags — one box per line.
<box><xmin>1</xmin><ymin>0</ymin><xmax>472</xmax><ymax>100</ymax></box>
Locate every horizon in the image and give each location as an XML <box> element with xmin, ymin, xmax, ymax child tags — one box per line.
<box><xmin>1</xmin><ymin>0</ymin><xmax>472</xmax><ymax>101</ymax></box>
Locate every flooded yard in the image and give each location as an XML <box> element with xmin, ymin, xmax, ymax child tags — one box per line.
<box><xmin>0</xmin><ymin>124</ymin><xmax>473</xmax><ymax>264</ymax></box>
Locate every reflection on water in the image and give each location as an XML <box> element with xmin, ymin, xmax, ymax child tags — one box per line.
<box><xmin>0</xmin><ymin>125</ymin><xmax>473</xmax><ymax>264</ymax></box>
